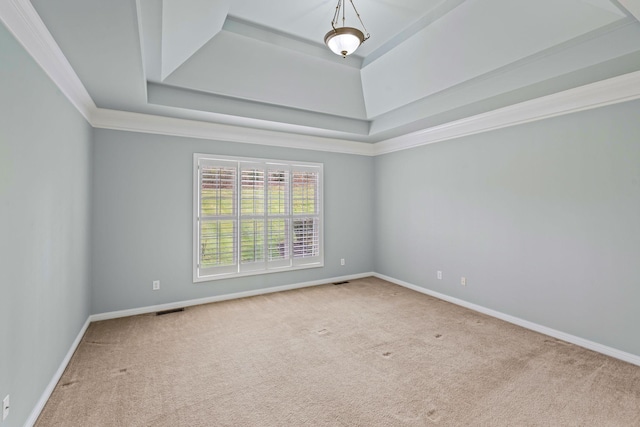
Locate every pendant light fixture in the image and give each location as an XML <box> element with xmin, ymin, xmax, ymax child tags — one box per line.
<box><xmin>324</xmin><ymin>0</ymin><xmax>370</xmax><ymax>58</ymax></box>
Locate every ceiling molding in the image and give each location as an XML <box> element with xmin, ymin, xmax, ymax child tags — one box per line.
<box><xmin>147</xmin><ymin>82</ymin><xmax>371</xmax><ymax>135</ymax></box>
<box><xmin>3</xmin><ymin>0</ymin><xmax>640</xmax><ymax>158</ymax></box>
<box><xmin>373</xmin><ymin>69</ymin><xmax>640</xmax><ymax>155</ymax></box>
<box><xmin>618</xmin><ymin>0</ymin><xmax>640</xmax><ymax>21</ymax></box>
<box><xmin>91</xmin><ymin>108</ymin><xmax>376</xmax><ymax>156</ymax></box>
<box><xmin>0</xmin><ymin>0</ymin><xmax>95</xmax><ymax>121</ymax></box>
<box><xmin>92</xmin><ymin>66</ymin><xmax>640</xmax><ymax>157</ymax></box>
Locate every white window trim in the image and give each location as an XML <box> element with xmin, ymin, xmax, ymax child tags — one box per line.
<box><xmin>193</xmin><ymin>153</ymin><xmax>324</xmax><ymax>283</ymax></box>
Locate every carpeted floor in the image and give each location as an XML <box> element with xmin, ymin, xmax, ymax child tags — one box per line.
<box><xmin>37</xmin><ymin>277</ymin><xmax>640</xmax><ymax>426</ymax></box>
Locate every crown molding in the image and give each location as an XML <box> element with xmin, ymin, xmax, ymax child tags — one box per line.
<box><xmin>0</xmin><ymin>0</ymin><xmax>95</xmax><ymax>121</ymax></box>
<box><xmin>91</xmin><ymin>108</ymin><xmax>376</xmax><ymax>156</ymax></box>
<box><xmin>373</xmin><ymin>69</ymin><xmax>640</xmax><ymax>155</ymax></box>
<box><xmin>3</xmin><ymin>0</ymin><xmax>640</xmax><ymax>157</ymax></box>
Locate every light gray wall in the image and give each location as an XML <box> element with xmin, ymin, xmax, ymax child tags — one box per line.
<box><xmin>91</xmin><ymin>129</ymin><xmax>375</xmax><ymax>314</ymax></box>
<box><xmin>374</xmin><ymin>99</ymin><xmax>640</xmax><ymax>357</ymax></box>
<box><xmin>0</xmin><ymin>22</ymin><xmax>92</xmax><ymax>426</ymax></box>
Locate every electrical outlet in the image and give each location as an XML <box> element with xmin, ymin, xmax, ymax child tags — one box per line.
<box><xmin>437</xmin><ymin>271</ymin><xmax>442</xmax><ymax>280</ymax></box>
<box><xmin>152</xmin><ymin>280</ymin><xmax>160</xmax><ymax>291</ymax></box>
<box><xmin>461</xmin><ymin>277</ymin><xmax>466</xmax><ymax>286</ymax></box>
<box><xmin>3</xmin><ymin>394</ymin><xmax>9</xmax><ymax>421</ymax></box>
<box><xmin>340</xmin><ymin>258</ymin><xmax>345</xmax><ymax>266</ymax></box>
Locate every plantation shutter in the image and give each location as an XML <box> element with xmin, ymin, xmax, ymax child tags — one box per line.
<box><xmin>194</xmin><ymin>154</ymin><xmax>322</xmax><ymax>282</ymax></box>
<box><xmin>292</xmin><ymin>166</ymin><xmax>322</xmax><ymax>267</ymax></box>
<box><xmin>197</xmin><ymin>159</ymin><xmax>237</xmax><ymax>277</ymax></box>
<box><xmin>267</xmin><ymin>166</ymin><xmax>291</xmax><ymax>269</ymax></box>
<box><xmin>239</xmin><ymin>163</ymin><xmax>266</xmax><ymax>272</ymax></box>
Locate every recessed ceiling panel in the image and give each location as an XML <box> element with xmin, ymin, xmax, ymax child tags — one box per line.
<box><xmin>165</xmin><ymin>30</ymin><xmax>367</xmax><ymax>119</ymax></box>
<box><xmin>24</xmin><ymin>0</ymin><xmax>640</xmax><ymax>142</ymax></box>
<box><xmin>227</xmin><ymin>0</ymin><xmax>444</xmax><ymax>57</ymax></box>
<box><xmin>361</xmin><ymin>0</ymin><xmax>629</xmax><ymax>118</ymax></box>
<box><xmin>161</xmin><ymin>0</ymin><xmax>230</xmax><ymax>79</ymax></box>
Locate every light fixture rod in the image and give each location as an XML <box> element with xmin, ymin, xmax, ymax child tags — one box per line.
<box><xmin>349</xmin><ymin>0</ymin><xmax>369</xmax><ymax>38</ymax></box>
<box><xmin>330</xmin><ymin>0</ymin><xmax>370</xmax><ymax>40</ymax></box>
<box><xmin>331</xmin><ymin>0</ymin><xmax>342</xmax><ymax>30</ymax></box>
<box><xmin>342</xmin><ymin>0</ymin><xmax>346</xmax><ymax>27</ymax></box>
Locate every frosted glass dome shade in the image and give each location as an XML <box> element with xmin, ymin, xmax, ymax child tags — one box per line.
<box><xmin>324</xmin><ymin>27</ymin><xmax>365</xmax><ymax>57</ymax></box>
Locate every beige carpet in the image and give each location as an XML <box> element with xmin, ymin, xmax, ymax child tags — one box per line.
<box><xmin>37</xmin><ymin>277</ymin><xmax>640</xmax><ymax>426</ymax></box>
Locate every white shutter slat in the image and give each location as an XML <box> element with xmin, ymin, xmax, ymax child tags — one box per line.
<box><xmin>240</xmin><ymin>167</ymin><xmax>265</xmax><ymax>217</ymax></box>
<box><xmin>239</xmin><ymin>166</ymin><xmax>266</xmax><ymax>270</ymax></box>
<box><xmin>195</xmin><ymin>154</ymin><xmax>322</xmax><ymax>281</ymax></box>
<box><xmin>292</xmin><ymin>169</ymin><xmax>321</xmax><ymax>265</ymax></box>
<box><xmin>267</xmin><ymin>168</ymin><xmax>291</xmax><ymax>268</ymax></box>
<box><xmin>199</xmin><ymin>219</ymin><xmax>237</xmax><ymax>268</ymax></box>
<box><xmin>293</xmin><ymin>218</ymin><xmax>320</xmax><ymax>258</ymax></box>
<box><xmin>292</xmin><ymin>171</ymin><xmax>318</xmax><ymax>215</ymax></box>
<box><xmin>200</xmin><ymin>166</ymin><xmax>236</xmax><ymax>217</ymax></box>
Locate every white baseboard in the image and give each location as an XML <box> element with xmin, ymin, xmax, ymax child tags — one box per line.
<box><xmin>90</xmin><ymin>272</ymin><xmax>375</xmax><ymax>322</ymax></box>
<box><xmin>27</xmin><ymin>273</ymin><xmax>373</xmax><ymax>425</ymax></box>
<box><xmin>29</xmin><ymin>271</ymin><xmax>639</xmax><ymax>427</ymax></box>
<box><xmin>24</xmin><ymin>317</ymin><xmax>91</xmax><ymax>427</ymax></box>
<box><xmin>374</xmin><ymin>272</ymin><xmax>640</xmax><ymax>367</ymax></box>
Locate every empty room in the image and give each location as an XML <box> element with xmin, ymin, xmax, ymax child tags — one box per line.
<box><xmin>1</xmin><ymin>0</ymin><xmax>640</xmax><ymax>425</ymax></box>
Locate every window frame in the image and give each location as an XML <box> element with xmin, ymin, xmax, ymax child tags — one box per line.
<box><xmin>193</xmin><ymin>153</ymin><xmax>324</xmax><ymax>283</ymax></box>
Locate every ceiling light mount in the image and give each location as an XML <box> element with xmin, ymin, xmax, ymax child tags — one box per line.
<box><xmin>324</xmin><ymin>0</ymin><xmax>370</xmax><ymax>58</ymax></box>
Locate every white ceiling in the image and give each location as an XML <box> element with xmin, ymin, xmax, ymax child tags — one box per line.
<box><xmin>228</xmin><ymin>0</ymin><xmax>445</xmax><ymax>57</ymax></box>
<box><xmin>24</xmin><ymin>0</ymin><xmax>640</xmax><ymax>143</ymax></box>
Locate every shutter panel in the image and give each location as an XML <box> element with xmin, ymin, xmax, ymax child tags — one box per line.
<box><xmin>200</xmin><ymin>220</ymin><xmax>236</xmax><ymax>267</ymax></box>
<box><xmin>292</xmin><ymin>168</ymin><xmax>322</xmax><ymax>266</ymax></box>
<box><xmin>293</xmin><ymin>217</ymin><xmax>319</xmax><ymax>258</ymax></box>
<box><xmin>239</xmin><ymin>165</ymin><xmax>266</xmax><ymax>272</ymax></box>
<box><xmin>292</xmin><ymin>170</ymin><xmax>318</xmax><ymax>215</ymax></box>
<box><xmin>267</xmin><ymin>168</ymin><xmax>291</xmax><ymax>269</ymax></box>
<box><xmin>194</xmin><ymin>154</ymin><xmax>322</xmax><ymax>281</ymax></box>
<box><xmin>198</xmin><ymin>163</ymin><xmax>237</xmax><ymax>276</ymax></box>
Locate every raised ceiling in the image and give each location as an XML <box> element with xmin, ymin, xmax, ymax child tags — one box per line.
<box><xmin>21</xmin><ymin>0</ymin><xmax>640</xmax><ymax>143</ymax></box>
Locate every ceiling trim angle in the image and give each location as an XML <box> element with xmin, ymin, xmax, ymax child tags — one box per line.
<box><xmin>3</xmin><ymin>0</ymin><xmax>640</xmax><ymax>157</ymax></box>
<box><xmin>373</xmin><ymin>69</ymin><xmax>640</xmax><ymax>155</ymax></box>
<box><xmin>0</xmin><ymin>0</ymin><xmax>95</xmax><ymax>121</ymax></box>
<box><xmin>91</xmin><ymin>108</ymin><xmax>376</xmax><ymax>156</ymax></box>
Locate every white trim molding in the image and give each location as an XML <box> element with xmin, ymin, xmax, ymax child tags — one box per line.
<box><xmin>2</xmin><ymin>0</ymin><xmax>640</xmax><ymax>156</ymax></box>
<box><xmin>373</xmin><ymin>70</ymin><xmax>640</xmax><ymax>155</ymax></box>
<box><xmin>91</xmin><ymin>272</ymin><xmax>374</xmax><ymax>321</ymax></box>
<box><xmin>24</xmin><ymin>317</ymin><xmax>91</xmax><ymax>427</ymax></box>
<box><xmin>92</xmin><ymin>69</ymin><xmax>640</xmax><ymax>156</ymax></box>
<box><xmin>22</xmin><ymin>271</ymin><xmax>640</xmax><ymax>426</ymax></box>
<box><xmin>91</xmin><ymin>108</ymin><xmax>375</xmax><ymax>156</ymax></box>
<box><xmin>25</xmin><ymin>273</ymin><xmax>372</xmax><ymax>425</ymax></box>
<box><xmin>374</xmin><ymin>273</ymin><xmax>640</xmax><ymax>368</ymax></box>
<box><xmin>0</xmin><ymin>0</ymin><xmax>95</xmax><ymax>122</ymax></box>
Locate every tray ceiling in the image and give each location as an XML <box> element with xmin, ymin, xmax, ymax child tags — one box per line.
<box><xmin>25</xmin><ymin>0</ymin><xmax>640</xmax><ymax>143</ymax></box>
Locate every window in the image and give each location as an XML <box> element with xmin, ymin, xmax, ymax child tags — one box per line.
<box><xmin>194</xmin><ymin>154</ymin><xmax>323</xmax><ymax>282</ymax></box>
